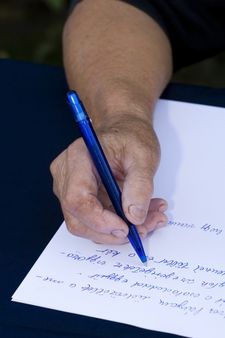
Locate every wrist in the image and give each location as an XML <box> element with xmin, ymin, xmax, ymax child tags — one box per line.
<box><xmin>82</xmin><ymin>79</ymin><xmax>156</xmax><ymax>129</ymax></box>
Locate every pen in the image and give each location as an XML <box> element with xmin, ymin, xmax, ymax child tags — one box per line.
<box><xmin>67</xmin><ymin>90</ymin><xmax>147</xmax><ymax>265</ymax></box>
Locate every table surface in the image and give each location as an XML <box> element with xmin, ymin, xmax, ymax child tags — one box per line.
<box><xmin>1</xmin><ymin>59</ymin><xmax>225</xmax><ymax>338</ymax></box>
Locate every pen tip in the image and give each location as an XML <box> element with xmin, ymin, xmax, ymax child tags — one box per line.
<box><xmin>143</xmin><ymin>261</ymin><xmax>148</xmax><ymax>267</ymax></box>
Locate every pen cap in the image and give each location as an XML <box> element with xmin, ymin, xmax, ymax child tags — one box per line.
<box><xmin>67</xmin><ymin>90</ymin><xmax>88</xmax><ymax>122</ymax></box>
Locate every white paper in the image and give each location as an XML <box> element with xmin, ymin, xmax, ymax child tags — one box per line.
<box><xmin>12</xmin><ymin>100</ymin><xmax>225</xmax><ymax>338</ymax></box>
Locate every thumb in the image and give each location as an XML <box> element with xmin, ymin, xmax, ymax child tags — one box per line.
<box><xmin>122</xmin><ymin>160</ymin><xmax>154</xmax><ymax>225</ymax></box>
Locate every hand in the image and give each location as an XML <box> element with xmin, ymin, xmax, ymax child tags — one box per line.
<box><xmin>50</xmin><ymin>115</ymin><xmax>167</xmax><ymax>244</ymax></box>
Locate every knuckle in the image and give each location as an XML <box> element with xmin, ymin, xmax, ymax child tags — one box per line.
<box><xmin>62</xmin><ymin>192</ymin><xmax>80</xmax><ymax>213</ymax></box>
<box><xmin>67</xmin><ymin>138</ymin><xmax>84</xmax><ymax>156</ymax></box>
<box><xmin>84</xmin><ymin>194</ymin><xmax>98</xmax><ymax>210</ymax></box>
<box><xmin>63</xmin><ymin>192</ymin><xmax>98</xmax><ymax>217</ymax></box>
<box><xmin>50</xmin><ymin>153</ymin><xmax>66</xmax><ymax>180</ymax></box>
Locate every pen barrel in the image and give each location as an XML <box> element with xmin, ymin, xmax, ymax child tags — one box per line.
<box><xmin>78</xmin><ymin>119</ymin><xmax>126</xmax><ymax>220</ymax></box>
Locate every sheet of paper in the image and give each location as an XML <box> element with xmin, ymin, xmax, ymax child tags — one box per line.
<box><xmin>12</xmin><ymin>100</ymin><xmax>225</xmax><ymax>338</ymax></box>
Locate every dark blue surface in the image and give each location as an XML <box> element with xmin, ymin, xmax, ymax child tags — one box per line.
<box><xmin>0</xmin><ymin>59</ymin><xmax>225</xmax><ymax>338</ymax></box>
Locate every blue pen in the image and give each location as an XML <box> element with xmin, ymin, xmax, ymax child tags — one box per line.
<box><xmin>67</xmin><ymin>90</ymin><xmax>147</xmax><ymax>265</ymax></box>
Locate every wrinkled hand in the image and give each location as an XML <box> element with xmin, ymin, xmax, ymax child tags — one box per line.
<box><xmin>50</xmin><ymin>115</ymin><xmax>167</xmax><ymax>244</ymax></box>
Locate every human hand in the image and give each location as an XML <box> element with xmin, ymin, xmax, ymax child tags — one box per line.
<box><xmin>50</xmin><ymin>115</ymin><xmax>167</xmax><ymax>244</ymax></box>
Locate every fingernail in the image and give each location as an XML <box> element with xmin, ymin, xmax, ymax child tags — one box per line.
<box><xmin>156</xmin><ymin>221</ymin><xmax>166</xmax><ymax>229</ymax></box>
<box><xmin>158</xmin><ymin>203</ymin><xmax>167</xmax><ymax>212</ymax></box>
<box><xmin>112</xmin><ymin>230</ymin><xmax>127</xmax><ymax>238</ymax></box>
<box><xmin>128</xmin><ymin>205</ymin><xmax>147</xmax><ymax>222</ymax></box>
<box><xmin>139</xmin><ymin>231</ymin><xmax>147</xmax><ymax>239</ymax></box>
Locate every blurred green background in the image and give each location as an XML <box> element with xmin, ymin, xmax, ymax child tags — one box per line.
<box><xmin>0</xmin><ymin>0</ymin><xmax>68</xmax><ymax>65</ymax></box>
<box><xmin>1</xmin><ymin>0</ymin><xmax>225</xmax><ymax>87</ymax></box>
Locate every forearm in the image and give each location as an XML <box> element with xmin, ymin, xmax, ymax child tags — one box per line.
<box><xmin>63</xmin><ymin>0</ymin><xmax>172</xmax><ymax>127</ymax></box>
